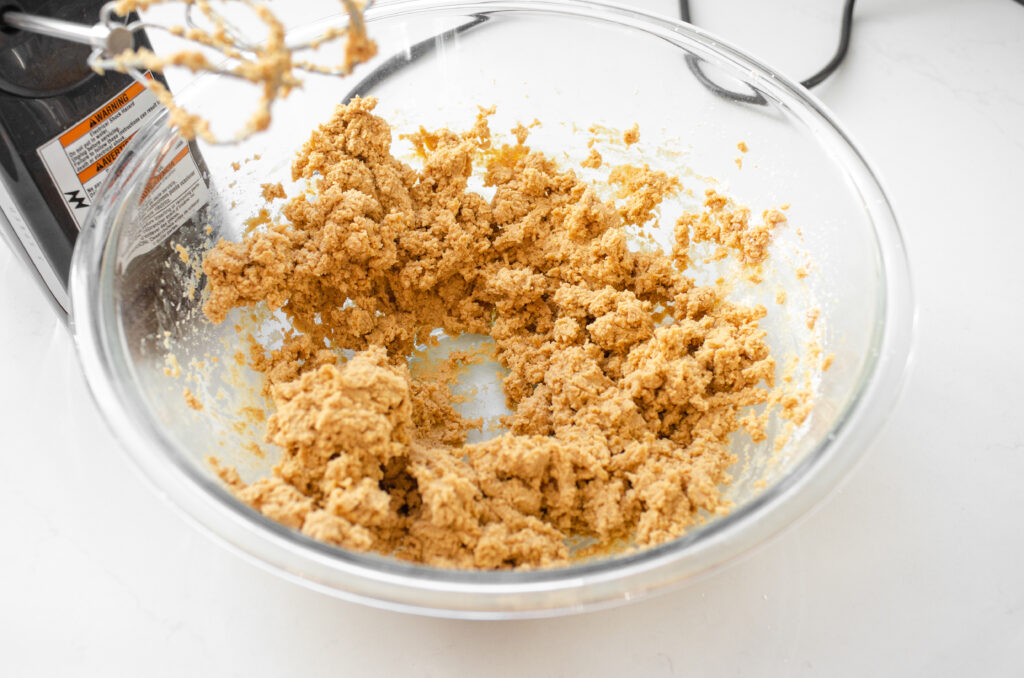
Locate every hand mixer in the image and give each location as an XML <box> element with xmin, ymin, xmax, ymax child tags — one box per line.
<box><xmin>0</xmin><ymin>0</ymin><xmax>371</xmax><ymax>314</ymax></box>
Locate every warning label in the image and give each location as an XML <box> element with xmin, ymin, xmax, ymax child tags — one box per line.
<box><xmin>121</xmin><ymin>142</ymin><xmax>208</xmax><ymax>263</ymax></box>
<box><xmin>36</xmin><ymin>74</ymin><xmax>207</xmax><ymax>236</ymax></box>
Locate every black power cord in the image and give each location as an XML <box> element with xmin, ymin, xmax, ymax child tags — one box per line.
<box><xmin>678</xmin><ymin>0</ymin><xmax>855</xmax><ymax>104</ymax></box>
<box><xmin>681</xmin><ymin>0</ymin><xmax>1024</xmax><ymax>103</ymax></box>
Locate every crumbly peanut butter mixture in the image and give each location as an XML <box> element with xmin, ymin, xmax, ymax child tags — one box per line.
<box><xmin>202</xmin><ymin>97</ymin><xmax>788</xmax><ymax>569</ymax></box>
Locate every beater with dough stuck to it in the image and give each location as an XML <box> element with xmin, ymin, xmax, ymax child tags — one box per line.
<box><xmin>0</xmin><ymin>0</ymin><xmax>376</xmax><ymax>143</ymax></box>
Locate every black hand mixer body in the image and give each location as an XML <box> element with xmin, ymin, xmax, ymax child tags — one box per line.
<box><xmin>0</xmin><ymin>0</ymin><xmax>164</xmax><ymax>314</ymax></box>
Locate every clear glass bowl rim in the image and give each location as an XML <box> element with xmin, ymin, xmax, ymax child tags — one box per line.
<box><xmin>69</xmin><ymin>0</ymin><xmax>915</xmax><ymax>618</ymax></box>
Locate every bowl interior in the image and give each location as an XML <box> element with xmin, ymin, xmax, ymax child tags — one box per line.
<box><xmin>79</xmin><ymin>1</ymin><xmax>895</xmax><ymax>612</ymax></box>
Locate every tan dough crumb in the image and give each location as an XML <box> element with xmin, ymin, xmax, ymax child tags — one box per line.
<box><xmin>260</xmin><ymin>182</ymin><xmax>287</xmax><ymax>201</ymax></box>
<box><xmin>511</xmin><ymin>123</ymin><xmax>530</xmax><ymax>145</ymax></box>
<box><xmin>200</xmin><ymin>97</ymin><xmax>799</xmax><ymax>570</ymax></box>
<box><xmin>608</xmin><ymin>164</ymin><xmax>680</xmax><ymax>226</ymax></box>
<box><xmin>164</xmin><ymin>354</ymin><xmax>181</xmax><ymax>378</ymax></box>
<box><xmin>580</xmin><ymin>148</ymin><xmax>603</xmax><ymax>169</ymax></box>
<box><xmin>677</xmin><ymin>190</ymin><xmax>787</xmax><ymax>266</ymax></box>
<box><xmin>623</xmin><ymin>123</ymin><xmax>640</xmax><ymax>145</ymax></box>
<box><xmin>243</xmin><ymin>208</ymin><xmax>271</xmax><ymax>234</ymax></box>
<box><xmin>183</xmin><ymin>388</ymin><xmax>203</xmax><ymax>410</ymax></box>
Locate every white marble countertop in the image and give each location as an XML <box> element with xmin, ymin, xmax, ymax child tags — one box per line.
<box><xmin>3</xmin><ymin>0</ymin><xmax>1023</xmax><ymax>675</ymax></box>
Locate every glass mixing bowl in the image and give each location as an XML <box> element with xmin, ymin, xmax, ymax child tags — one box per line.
<box><xmin>69</xmin><ymin>0</ymin><xmax>913</xmax><ymax>618</ymax></box>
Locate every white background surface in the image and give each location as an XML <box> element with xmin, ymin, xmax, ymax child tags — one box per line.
<box><xmin>2</xmin><ymin>0</ymin><xmax>1023</xmax><ymax>675</ymax></box>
